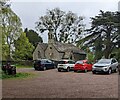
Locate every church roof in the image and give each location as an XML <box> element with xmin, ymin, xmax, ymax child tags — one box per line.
<box><xmin>53</xmin><ymin>42</ymin><xmax>86</xmax><ymax>54</ymax></box>
<box><xmin>38</xmin><ymin>43</ymin><xmax>48</xmax><ymax>51</ymax></box>
<box><xmin>36</xmin><ymin>42</ymin><xmax>86</xmax><ymax>55</ymax></box>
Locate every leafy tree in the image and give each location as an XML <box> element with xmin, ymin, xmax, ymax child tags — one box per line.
<box><xmin>77</xmin><ymin>10</ymin><xmax>120</xmax><ymax>59</ymax></box>
<box><xmin>24</xmin><ymin>28</ymin><xmax>43</xmax><ymax>47</ymax></box>
<box><xmin>115</xmin><ymin>12</ymin><xmax>120</xmax><ymax>48</ymax></box>
<box><xmin>35</xmin><ymin>8</ymin><xmax>84</xmax><ymax>44</ymax></box>
<box><xmin>87</xmin><ymin>52</ymin><xmax>95</xmax><ymax>63</ymax></box>
<box><xmin>13</xmin><ymin>32</ymin><xmax>34</xmax><ymax>60</ymax></box>
<box><xmin>1</xmin><ymin>1</ymin><xmax>22</xmax><ymax>60</ymax></box>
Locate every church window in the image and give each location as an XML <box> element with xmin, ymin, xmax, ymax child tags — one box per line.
<box><xmin>38</xmin><ymin>51</ymin><xmax>41</xmax><ymax>58</ymax></box>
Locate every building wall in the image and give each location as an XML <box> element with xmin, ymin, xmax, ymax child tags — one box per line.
<box><xmin>33</xmin><ymin>45</ymin><xmax>46</xmax><ymax>60</ymax></box>
<box><xmin>33</xmin><ymin>43</ymin><xmax>86</xmax><ymax>61</ymax></box>
<box><xmin>73</xmin><ymin>53</ymin><xmax>86</xmax><ymax>61</ymax></box>
<box><xmin>59</xmin><ymin>52</ymin><xmax>64</xmax><ymax>59</ymax></box>
<box><xmin>45</xmin><ymin>44</ymin><xmax>62</xmax><ymax>60</ymax></box>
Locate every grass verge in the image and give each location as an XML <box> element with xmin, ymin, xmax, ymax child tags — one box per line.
<box><xmin>0</xmin><ymin>72</ymin><xmax>35</xmax><ymax>79</ymax></box>
<box><xmin>16</xmin><ymin>65</ymin><xmax>32</xmax><ymax>68</ymax></box>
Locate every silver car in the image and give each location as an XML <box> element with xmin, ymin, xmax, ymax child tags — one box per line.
<box><xmin>92</xmin><ymin>58</ymin><xmax>118</xmax><ymax>74</ymax></box>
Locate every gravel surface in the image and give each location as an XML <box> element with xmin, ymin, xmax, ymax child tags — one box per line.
<box><xmin>2</xmin><ymin>68</ymin><xmax>118</xmax><ymax>98</ymax></box>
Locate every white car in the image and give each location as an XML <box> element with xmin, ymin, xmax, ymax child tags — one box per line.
<box><xmin>57</xmin><ymin>59</ymin><xmax>75</xmax><ymax>72</ymax></box>
<box><xmin>92</xmin><ymin>58</ymin><xmax>118</xmax><ymax>74</ymax></box>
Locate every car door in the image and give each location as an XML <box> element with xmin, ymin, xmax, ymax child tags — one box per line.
<box><xmin>85</xmin><ymin>61</ymin><xmax>89</xmax><ymax>70</ymax></box>
<box><xmin>85</xmin><ymin>61</ymin><xmax>92</xmax><ymax>71</ymax></box>
<box><xmin>111</xmin><ymin>59</ymin><xmax>118</xmax><ymax>70</ymax></box>
<box><xmin>47</xmin><ymin>60</ymin><xmax>54</xmax><ymax>68</ymax></box>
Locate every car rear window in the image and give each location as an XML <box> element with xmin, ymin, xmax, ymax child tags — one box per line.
<box><xmin>75</xmin><ymin>61</ymin><xmax>83</xmax><ymax>64</ymax></box>
<box><xmin>58</xmin><ymin>61</ymin><xmax>68</xmax><ymax>64</ymax></box>
<box><xmin>34</xmin><ymin>60</ymin><xmax>41</xmax><ymax>64</ymax></box>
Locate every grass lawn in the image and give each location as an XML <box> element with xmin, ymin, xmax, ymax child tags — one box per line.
<box><xmin>0</xmin><ymin>71</ymin><xmax>35</xmax><ymax>79</ymax></box>
<box><xmin>0</xmin><ymin>64</ymin><xmax>35</xmax><ymax>79</ymax></box>
<box><xmin>14</xmin><ymin>64</ymin><xmax>33</xmax><ymax>68</ymax></box>
<box><xmin>16</xmin><ymin>65</ymin><xmax>33</xmax><ymax>68</ymax></box>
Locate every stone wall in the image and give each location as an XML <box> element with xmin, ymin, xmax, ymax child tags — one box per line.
<box><xmin>45</xmin><ymin>44</ymin><xmax>61</xmax><ymax>60</ymax></box>
<box><xmin>33</xmin><ymin>45</ymin><xmax>46</xmax><ymax>60</ymax></box>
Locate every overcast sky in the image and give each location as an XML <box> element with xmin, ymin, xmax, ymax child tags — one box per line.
<box><xmin>10</xmin><ymin>0</ymin><xmax>119</xmax><ymax>43</ymax></box>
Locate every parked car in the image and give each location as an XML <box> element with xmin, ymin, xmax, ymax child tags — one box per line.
<box><xmin>74</xmin><ymin>60</ymin><xmax>93</xmax><ymax>72</ymax></box>
<box><xmin>34</xmin><ymin>59</ymin><xmax>56</xmax><ymax>71</ymax></box>
<box><xmin>92</xmin><ymin>58</ymin><xmax>118</xmax><ymax>74</ymax></box>
<box><xmin>57</xmin><ymin>59</ymin><xmax>75</xmax><ymax>72</ymax></box>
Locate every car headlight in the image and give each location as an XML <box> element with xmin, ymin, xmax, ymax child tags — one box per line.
<box><xmin>103</xmin><ymin>66</ymin><xmax>109</xmax><ymax>70</ymax></box>
<box><xmin>103</xmin><ymin>66</ymin><xmax>108</xmax><ymax>69</ymax></box>
<box><xmin>92</xmin><ymin>65</ymin><xmax>95</xmax><ymax>69</ymax></box>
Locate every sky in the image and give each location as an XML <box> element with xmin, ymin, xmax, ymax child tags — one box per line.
<box><xmin>10</xmin><ymin>0</ymin><xmax>119</xmax><ymax>43</ymax></box>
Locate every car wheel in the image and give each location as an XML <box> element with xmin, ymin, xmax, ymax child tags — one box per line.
<box><xmin>43</xmin><ymin>67</ymin><xmax>46</xmax><ymax>71</ymax></box>
<box><xmin>92</xmin><ymin>71</ymin><xmax>96</xmax><ymax>74</ymax></box>
<box><xmin>34</xmin><ymin>68</ymin><xmax>37</xmax><ymax>70</ymax></box>
<box><xmin>74</xmin><ymin>70</ymin><xmax>77</xmax><ymax>72</ymax></box>
<box><xmin>66</xmin><ymin>67</ymin><xmax>70</xmax><ymax>72</ymax></box>
<box><xmin>114</xmin><ymin>67</ymin><xmax>118</xmax><ymax>73</ymax></box>
<box><xmin>84</xmin><ymin>69</ymin><xmax>87</xmax><ymax>73</ymax></box>
<box><xmin>108</xmin><ymin>68</ymin><xmax>112</xmax><ymax>74</ymax></box>
<box><xmin>53</xmin><ymin>65</ymin><xmax>56</xmax><ymax>69</ymax></box>
<box><xmin>58</xmin><ymin>69</ymin><xmax>61</xmax><ymax>72</ymax></box>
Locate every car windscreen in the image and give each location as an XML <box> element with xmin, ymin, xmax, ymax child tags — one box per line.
<box><xmin>97</xmin><ymin>59</ymin><xmax>111</xmax><ymax>64</ymax></box>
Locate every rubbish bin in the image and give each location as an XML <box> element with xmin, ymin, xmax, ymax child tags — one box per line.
<box><xmin>7</xmin><ymin>66</ymin><xmax>16</xmax><ymax>75</ymax></box>
<box><xmin>2</xmin><ymin>63</ymin><xmax>16</xmax><ymax>75</ymax></box>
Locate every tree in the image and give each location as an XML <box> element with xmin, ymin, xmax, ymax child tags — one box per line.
<box><xmin>24</xmin><ymin>28</ymin><xmax>43</xmax><ymax>47</ymax></box>
<box><xmin>35</xmin><ymin>8</ymin><xmax>84</xmax><ymax>44</ymax></box>
<box><xmin>1</xmin><ymin>1</ymin><xmax>22</xmax><ymax>60</ymax></box>
<box><xmin>13</xmin><ymin>32</ymin><xmax>34</xmax><ymax>60</ymax></box>
<box><xmin>77</xmin><ymin>10</ymin><xmax>120</xmax><ymax>59</ymax></box>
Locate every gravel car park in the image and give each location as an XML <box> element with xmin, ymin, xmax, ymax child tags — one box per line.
<box><xmin>2</xmin><ymin>68</ymin><xmax>118</xmax><ymax>98</ymax></box>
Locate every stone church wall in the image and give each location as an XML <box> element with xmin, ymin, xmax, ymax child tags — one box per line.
<box><xmin>45</xmin><ymin>44</ymin><xmax>61</xmax><ymax>60</ymax></box>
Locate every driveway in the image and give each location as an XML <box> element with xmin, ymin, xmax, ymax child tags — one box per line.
<box><xmin>2</xmin><ymin>68</ymin><xmax>118</xmax><ymax>98</ymax></box>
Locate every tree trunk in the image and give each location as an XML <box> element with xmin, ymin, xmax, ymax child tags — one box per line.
<box><xmin>104</xmin><ymin>28</ymin><xmax>112</xmax><ymax>59</ymax></box>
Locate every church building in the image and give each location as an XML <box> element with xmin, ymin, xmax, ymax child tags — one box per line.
<box><xmin>33</xmin><ymin>30</ymin><xmax>86</xmax><ymax>61</ymax></box>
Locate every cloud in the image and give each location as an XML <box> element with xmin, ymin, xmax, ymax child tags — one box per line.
<box><xmin>10</xmin><ymin>1</ymin><xmax>118</xmax><ymax>43</ymax></box>
<box><xmin>10</xmin><ymin>0</ymin><xmax>119</xmax><ymax>2</ymax></box>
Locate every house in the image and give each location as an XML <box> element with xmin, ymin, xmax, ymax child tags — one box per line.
<box><xmin>33</xmin><ymin>30</ymin><xmax>86</xmax><ymax>61</ymax></box>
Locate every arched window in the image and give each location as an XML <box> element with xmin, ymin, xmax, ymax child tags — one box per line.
<box><xmin>38</xmin><ymin>51</ymin><xmax>41</xmax><ymax>58</ymax></box>
<box><xmin>70</xmin><ymin>55</ymin><xmax>72</xmax><ymax>60</ymax></box>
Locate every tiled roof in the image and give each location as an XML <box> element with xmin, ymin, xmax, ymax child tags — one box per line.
<box><xmin>37</xmin><ymin>42</ymin><xmax>86</xmax><ymax>54</ymax></box>
<box><xmin>38</xmin><ymin>43</ymin><xmax>48</xmax><ymax>51</ymax></box>
<box><xmin>53</xmin><ymin>42</ymin><xmax>86</xmax><ymax>54</ymax></box>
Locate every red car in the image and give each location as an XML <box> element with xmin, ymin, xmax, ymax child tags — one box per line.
<box><xmin>74</xmin><ymin>60</ymin><xmax>93</xmax><ymax>72</ymax></box>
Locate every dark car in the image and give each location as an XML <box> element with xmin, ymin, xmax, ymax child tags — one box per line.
<box><xmin>34</xmin><ymin>59</ymin><xmax>56</xmax><ymax>71</ymax></box>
